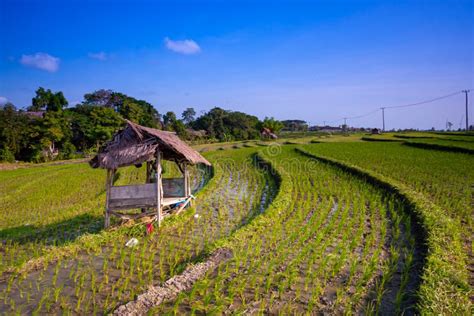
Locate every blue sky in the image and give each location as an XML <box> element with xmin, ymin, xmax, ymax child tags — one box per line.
<box><xmin>0</xmin><ymin>0</ymin><xmax>472</xmax><ymax>129</ymax></box>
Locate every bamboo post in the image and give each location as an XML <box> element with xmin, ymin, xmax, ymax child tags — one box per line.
<box><xmin>104</xmin><ymin>169</ymin><xmax>114</xmax><ymax>228</ymax></box>
<box><xmin>184</xmin><ymin>163</ymin><xmax>192</xmax><ymax>207</ymax></box>
<box><xmin>183</xmin><ymin>163</ymin><xmax>188</xmax><ymax>196</ymax></box>
<box><xmin>146</xmin><ymin>161</ymin><xmax>151</xmax><ymax>183</ymax></box>
<box><xmin>156</xmin><ymin>150</ymin><xmax>162</xmax><ymax>226</ymax></box>
<box><xmin>142</xmin><ymin>161</ymin><xmax>151</xmax><ymax>213</ymax></box>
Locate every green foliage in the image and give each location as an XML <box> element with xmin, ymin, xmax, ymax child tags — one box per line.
<box><xmin>182</xmin><ymin>107</ymin><xmax>196</xmax><ymax>125</ymax></box>
<box><xmin>163</xmin><ymin>111</ymin><xmax>177</xmax><ymax>130</ymax></box>
<box><xmin>83</xmin><ymin>89</ymin><xmax>117</xmax><ymax>108</ymax></box>
<box><xmin>57</xmin><ymin>142</ymin><xmax>77</xmax><ymax>160</ymax></box>
<box><xmin>86</xmin><ymin>107</ymin><xmax>124</xmax><ymax>149</ymax></box>
<box><xmin>281</xmin><ymin>119</ymin><xmax>308</xmax><ymax>132</ymax></box>
<box><xmin>119</xmin><ymin>98</ymin><xmax>144</xmax><ymax>123</ymax></box>
<box><xmin>0</xmin><ymin>87</ymin><xmax>157</xmax><ymax>162</ymax></box>
<box><xmin>29</xmin><ymin>87</ymin><xmax>68</xmax><ymax>112</ymax></box>
<box><xmin>163</xmin><ymin>111</ymin><xmax>188</xmax><ymax>138</ymax></box>
<box><xmin>67</xmin><ymin>104</ymin><xmax>123</xmax><ymax>151</ymax></box>
<box><xmin>2</xmin><ymin>87</ymin><xmax>314</xmax><ymax>163</ymax></box>
<box><xmin>260</xmin><ymin>116</ymin><xmax>284</xmax><ymax>133</ymax></box>
<box><xmin>0</xmin><ymin>147</ymin><xmax>15</xmax><ymax>162</ymax></box>
<box><xmin>116</xmin><ymin>95</ymin><xmax>159</xmax><ymax>127</ymax></box>
<box><xmin>0</xmin><ymin>103</ymin><xmax>31</xmax><ymax>158</ymax></box>
<box><xmin>83</xmin><ymin>89</ymin><xmax>160</xmax><ymax>128</ymax></box>
<box><xmin>172</xmin><ymin>120</ymin><xmax>188</xmax><ymax>138</ymax></box>
<box><xmin>192</xmin><ymin>107</ymin><xmax>260</xmax><ymax>141</ymax></box>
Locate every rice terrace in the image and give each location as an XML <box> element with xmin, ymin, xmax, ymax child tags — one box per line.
<box><xmin>0</xmin><ymin>129</ymin><xmax>472</xmax><ymax>315</ymax></box>
<box><xmin>0</xmin><ymin>0</ymin><xmax>473</xmax><ymax>315</ymax></box>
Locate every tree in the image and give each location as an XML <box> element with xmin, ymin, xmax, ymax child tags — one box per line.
<box><xmin>1</xmin><ymin>102</ymin><xmax>16</xmax><ymax>112</ymax></box>
<box><xmin>171</xmin><ymin>120</ymin><xmax>188</xmax><ymax>138</ymax></box>
<box><xmin>261</xmin><ymin>117</ymin><xmax>284</xmax><ymax>133</ymax></box>
<box><xmin>36</xmin><ymin>111</ymin><xmax>72</xmax><ymax>159</ymax></box>
<box><xmin>281</xmin><ymin>120</ymin><xmax>308</xmax><ymax>132</ymax></box>
<box><xmin>0</xmin><ymin>102</ymin><xmax>30</xmax><ymax>159</ymax></box>
<box><xmin>87</xmin><ymin>107</ymin><xmax>123</xmax><ymax>150</ymax></box>
<box><xmin>182</xmin><ymin>107</ymin><xmax>196</xmax><ymax>125</ymax></box>
<box><xmin>29</xmin><ymin>87</ymin><xmax>49</xmax><ymax>111</ymax></box>
<box><xmin>159</xmin><ymin>111</ymin><xmax>187</xmax><ymax>137</ymax></box>
<box><xmin>83</xmin><ymin>89</ymin><xmax>116</xmax><ymax>108</ymax></box>
<box><xmin>119</xmin><ymin>99</ymin><xmax>144</xmax><ymax>124</ymax></box>
<box><xmin>0</xmin><ymin>148</ymin><xmax>15</xmax><ymax>162</ymax></box>
<box><xmin>192</xmin><ymin>107</ymin><xmax>260</xmax><ymax>141</ymax></box>
<box><xmin>193</xmin><ymin>107</ymin><xmax>226</xmax><ymax>140</ymax></box>
<box><xmin>29</xmin><ymin>87</ymin><xmax>68</xmax><ymax>112</ymax></box>
<box><xmin>163</xmin><ymin>111</ymin><xmax>177</xmax><ymax>130</ymax></box>
<box><xmin>82</xmin><ymin>89</ymin><xmax>160</xmax><ymax>128</ymax></box>
<box><xmin>66</xmin><ymin>104</ymin><xmax>123</xmax><ymax>151</ymax></box>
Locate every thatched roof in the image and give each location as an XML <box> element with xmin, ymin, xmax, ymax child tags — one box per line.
<box><xmin>90</xmin><ymin>120</ymin><xmax>211</xmax><ymax>169</ymax></box>
<box><xmin>23</xmin><ymin>111</ymin><xmax>45</xmax><ymax>119</ymax></box>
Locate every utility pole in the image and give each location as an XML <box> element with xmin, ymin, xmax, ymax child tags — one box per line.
<box><xmin>381</xmin><ymin>107</ymin><xmax>386</xmax><ymax>132</ymax></box>
<box><xmin>462</xmin><ymin>90</ymin><xmax>470</xmax><ymax>131</ymax></box>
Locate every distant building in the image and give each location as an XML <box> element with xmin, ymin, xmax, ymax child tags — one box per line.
<box><xmin>22</xmin><ymin>111</ymin><xmax>45</xmax><ymax>119</ymax></box>
<box><xmin>186</xmin><ymin>129</ymin><xmax>207</xmax><ymax>139</ymax></box>
<box><xmin>371</xmin><ymin>128</ymin><xmax>381</xmax><ymax>134</ymax></box>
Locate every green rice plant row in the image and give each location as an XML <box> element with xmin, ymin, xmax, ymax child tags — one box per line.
<box><xmin>298</xmin><ymin>146</ymin><xmax>471</xmax><ymax>314</ymax></box>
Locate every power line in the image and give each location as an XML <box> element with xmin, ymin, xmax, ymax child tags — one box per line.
<box><xmin>319</xmin><ymin>89</ymin><xmax>469</xmax><ymax>130</ymax></box>
<box><xmin>346</xmin><ymin>108</ymin><xmax>380</xmax><ymax>120</ymax></box>
<box><xmin>385</xmin><ymin>90</ymin><xmax>463</xmax><ymax>109</ymax></box>
<box><xmin>382</xmin><ymin>90</ymin><xmax>467</xmax><ymax>130</ymax></box>
<box><xmin>325</xmin><ymin>109</ymin><xmax>379</xmax><ymax>125</ymax></box>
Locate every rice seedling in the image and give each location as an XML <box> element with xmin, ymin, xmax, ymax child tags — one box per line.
<box><xmin>154</xmin><ymin>145</ymin><xmax>419</xmax><ymax>314</ymax></box>
<box><xmin>0</xmin><ymin>147</ymin><xmax>277</xmax><ymax>313</ymax></box>
<box><xmin>1</xmin><ymin>137</ymin><xmax>470</xmax><ymax>314</ymax></box>
<box><xmin>300</xmin><ymin>142</ymin><xmax>473</xmax><ymax>313</ymax></box>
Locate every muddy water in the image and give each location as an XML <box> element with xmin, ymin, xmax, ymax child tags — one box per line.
<box><xmin>0</xmin><ymin>151</ymin><xmax>278</xmax><ymax>315</ymax></box>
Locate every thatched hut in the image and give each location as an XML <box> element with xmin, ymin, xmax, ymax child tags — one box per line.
<box><xmin>90</xmin><ymin>120</ymin><xmax>211</xmax><ymax>227</ymax></box>
<box><xmin>261</xmin><ymin>127</ymin><xmax>278</xmax><ymax>139</ymax></box>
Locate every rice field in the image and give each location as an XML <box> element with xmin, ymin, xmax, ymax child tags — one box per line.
<box><xmin>154</xmin><ymin>146</ymin><xmax>423</xmax><ymax>314</ymax></box>
<box><xmin>0</xmin><ymin>137</ymin><xmax>472</xmax><ymax>314</ymax></box>
<box><xmin>300</xmin><ymin>142</ymin><xmax>473</xmax><ymax>313</ymax></box>
<box><xmin>0</xmin><ymin>148</ymin><xmax>275</xmax><ymax>314</ymax></box>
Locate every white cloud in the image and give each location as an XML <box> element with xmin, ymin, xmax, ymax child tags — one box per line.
<box><xmin>164</xmin><ymin>37</ymin><xmax>201</xmax><ymax>55</ymax></box>
<box><xmin>88</xmin><ymin>52</ymin><xmax>107</xmax><ymax>61</ymax></box>
<box><xmin>20</xmin><ymin>53</ymin><xmax>59</xmax><ymax>72</ymax></box>
<box><xmin>0</xmin><ymin>96</ymin><xmax>8</xmax><ymax>105</ymax></box>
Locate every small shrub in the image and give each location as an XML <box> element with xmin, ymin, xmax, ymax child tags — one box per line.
<box><xmin>0</xmin><ymin>147</ymin><xmax>15</xmax><ymax>162</ymax></box>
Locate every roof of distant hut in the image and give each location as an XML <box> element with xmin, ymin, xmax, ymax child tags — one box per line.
<box><xmin>261</xmin><ymin>127</ymin><xmax>278</xmax><ymax>139</ymax></box>
<box><xmin>90</xmin><ymin>120</ymin><xmax>211</xmax><ymax>169</ymax></box>
<box><xmin>261</xmin><ymin>127</ymin><xmax>271</xmax><ymax>134</ymax></box>
<box><xmin>23</xmin><ymin>111</ymin><xmax>45</xmax><ymax>119</ymax></box>
<box><xmin>186</xmin><ymin>128</ymin><xmax>207</xmax><ymax>138</ymax></box>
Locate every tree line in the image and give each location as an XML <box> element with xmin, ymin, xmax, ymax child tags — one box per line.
<box><xmin>0</xmin><ymin>88</ymin><xmax>285</xmax><ymax>162</ymax></box>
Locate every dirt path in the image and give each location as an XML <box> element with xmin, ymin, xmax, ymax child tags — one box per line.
<box><xmin>113</xmin><ymin>248</ymin><xmax>233</xmax><ymax>315</ymax></box>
